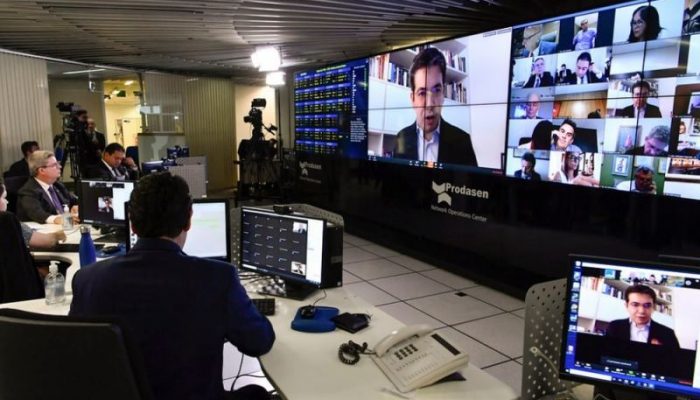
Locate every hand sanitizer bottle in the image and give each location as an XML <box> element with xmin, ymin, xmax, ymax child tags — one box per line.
<box><xmin>62</xmin><ymin>204</ymin><xmax>73</xmax><ymax>230</ymax></box>
<box><xmin>45</xmin><ymin>261</ymin><xmax>66</xmax><ymax>305</ymax></box>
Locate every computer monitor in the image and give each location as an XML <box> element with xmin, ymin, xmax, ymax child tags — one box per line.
<box><xmin>79</xmin><ymin>180</ymin><xmax>134</xmax><ymax>227</ymax></box>
<box><xmin>126</xmin><ymin>198</ymin><xmax>231</xmax><ymax>262</ymax></box>
<box><xmin>239</xmin><ymin>207</ymin><xmax>342</xmax><ymax>300</ymax></box>
<box><xmin>141</xmin><ymin>161</ymin><xmax>165</xmax><ymax>175</ymax></box>
<box><xmin>561</xmin><ymin>255</ymin><xmax>700</xmax><ymax>398</ymax></box>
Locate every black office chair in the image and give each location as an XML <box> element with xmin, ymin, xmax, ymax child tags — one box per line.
<box><xmin>2</xmin><ymin>175</ymin><xmax>28</xmax><ymax>214</ymax></box>
<box><xmin>0</xmin><ymin>308</ymin><xmax>154</xmax><ymax>400</ymax></box>
<box><xmin>0</xmin><ymin>212</ymin><xmax>43</xmax><ymax>303</ymax></box>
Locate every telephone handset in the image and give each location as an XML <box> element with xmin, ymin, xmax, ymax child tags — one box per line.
<box><xmin>371</xmin><ymin>324</ymin><xmax>470</xmax><ymax>393</ymax></box>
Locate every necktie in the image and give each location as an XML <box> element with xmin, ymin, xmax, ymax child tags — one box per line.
<box><xmin>535</xmin><ymin>76</ymin><xmax>540</xmax><ymax>88</ymax></box>
<box><xmin>47</xmin><ymin>186</ymin><xmax>63</xmax><ymax>214</ymax></box>
<box><xmin>112</xmin><ymin>167</ymin><xmax>121</xmax><ymax>177</ymax></box>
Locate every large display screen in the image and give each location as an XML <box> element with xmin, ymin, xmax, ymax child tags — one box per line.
<box><xmin>293</xmin><ymin>0</ymin><xmax>700</xmax><ymax>199</ymax></box>
<box><xmin>562</xmin><ymin>255</ymin><xmax>700</xmax><ymax>398</ymax></box>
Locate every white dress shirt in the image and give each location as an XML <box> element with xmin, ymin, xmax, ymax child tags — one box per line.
<box><xmin>629</xmin><ymin>319</ymin><xmax>651</xmax><ymax>343</ymax></box>
<box><xmin>417</xmin><ymin>126</ymin><xmax>440</xmax><ymax>162</ymax></box>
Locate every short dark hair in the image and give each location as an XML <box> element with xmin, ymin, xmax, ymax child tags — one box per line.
<box><xmin>576</xmin><ymin>52</ymin><xmax>592</xmax><ymax>64</ymax></box>
<box><xmin>20</xmin><ymin>141</ymin><xmax>39</xmax><ymax>157</ymax></box>
<box><xmin>522</xmin><ymin>152</ymin><xmax>536</xmax><ymax>166</ymax></box>
<box><xmin>560</xmin><ymin>118</ymin><xmax>577</xmax><ymax>132</ymax></box>
<box><xmin>104</xmin><ymin>142</ymin><xmax>125</xmax><ymax>155</ymax></box>
<box><xmin>631</xmin><ymin>80</ymin><xmax>651</xmax><ymax>93</ymax></box>
<box><xmin>129</xmin><ymin>172</ymin><xmax>192</xmax><ymax>239</ymax></box>
<box><xmin>624</xmin><ymin>284</ymin><xmax>657</xmax><ymax>304</ymax></box>
<box><xmin>409</xmin><ymin>47</ymin><xmax>446</xmax><ymax>92</ymax></box>
<box><xmin>635</xmin><ymin>165</ymin><xmax>655</xmax><ymax>175</ymax></box>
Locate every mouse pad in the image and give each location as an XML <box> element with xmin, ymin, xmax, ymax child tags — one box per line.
<box><xmin>290</xmin><ymin>306</ymin><xmax>339</xmax><ymax>333</ymax></box>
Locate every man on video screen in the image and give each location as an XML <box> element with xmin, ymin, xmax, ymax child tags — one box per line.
<box><xmin>565</xmin><ymin>52</ymin><xmax>606</xmax><ymax>84</ymax></box>
<box><xmin>605</xmin><ymin>285</ymin><xmax>679</xmax><ymax>348</ymax></box>
<box><xmin>520</xmin><ymin>25</ymin><xmax>557</xmax><ymax>57</ymax></box>
<box><xmin>616</xmin><ymin>81</ymin><xmax>662</xmax><ymax>118</ymax></box>
<box><xmin>625</xmin><ymin>125</ymin><xmax>669</xmax><ymax>156</ymax></box>
<box><xmin>393</xmin><ymin>47</ymin><xmax>477</xmax><ymax>166</ymax></box>
<box><xmin>523</xmin><ymin>58</ymin><xmax>554</xmax><ymax>88</ymax></box>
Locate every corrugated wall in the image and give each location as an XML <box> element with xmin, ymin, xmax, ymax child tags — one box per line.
<box><xmin>0</xmin><ymin>52</ymin><xmax>52</xmax><ymax>171</ymax></box>
<box><xmin>143</xmin><ymin>72</ymin><xmax>236</xmax><ymax>191</ymax></box>
<box><xmin>183</xmin><ymin>77</ymin><xmax>236</xmax><ymax>191</ymax></box>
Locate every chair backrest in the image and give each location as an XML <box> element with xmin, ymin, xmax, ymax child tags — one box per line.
<box><xmin>2</xmin><ymin>176</ymin><xmax>28</xmax><ymax>214</ymax></box>
<box><xmin>0</xmin><ymin>308</ymin><xmax>154</xmax><ymax>400</ymax></box>
<box><xmin>0</xmin><ymin>212</ymin><xmax>43</xmax><ymax>303</ymax></box>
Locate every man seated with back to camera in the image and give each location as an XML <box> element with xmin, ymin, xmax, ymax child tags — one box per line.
<box><xmin>4</xmin><ymin>141</ymin><xmax>39</xmax><ymax>178</ymax></box>
<box><xmin>605</xmin><ymin>284</ymin><xmax>679</xmax><ymax>348</ymax></box>
<box><xmin>393</xmin><ymin>47</ymin><xmax>477</xmax><ymax>166</ymax></box>
<box><xmin>16</xmin><ymin>150</ymin><xmax>79</xmax><ymax>225</ymax></box>
<box><xmin>85</xmin><ymin>142</ymin><xmax>139</xmax><ymax>181</ymax></box>
<box><xmin>69</xmin><ymin>172</ymin><xmax>275</xmax><ymax>400</ymax></box>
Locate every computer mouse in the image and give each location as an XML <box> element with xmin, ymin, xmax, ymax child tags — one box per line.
<box><xmin>299</xmin><ymin>305</ymin><xmax>316</xmax><ymax>319</ymax></box>
<box><xmin>102</xmin><ymin>245</ymin><xmax>121</xmax><ymax>255</ymax></box>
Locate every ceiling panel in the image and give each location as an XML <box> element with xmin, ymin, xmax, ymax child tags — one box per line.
<box><xmin>0</xmin><ymin>0</ymin><xmax>624</xmax><ymax>81</ymax></box>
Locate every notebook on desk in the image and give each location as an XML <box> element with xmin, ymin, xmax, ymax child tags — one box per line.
<box><xmin>52</xmin><ymin>243</ymin><xmax>104</xmax><ymax>253</ymax></box>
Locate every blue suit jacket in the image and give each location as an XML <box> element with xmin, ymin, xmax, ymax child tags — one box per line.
<box><xmin>70</xmin><ymin>238</ymin><xmax>275</xmax><ymax>400</ymax></box>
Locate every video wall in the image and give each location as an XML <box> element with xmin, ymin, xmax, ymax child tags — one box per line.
<box><xmin>294</xmin><ymin>0</ymin><xmax>700</xmax><ymax>200</ymax></box>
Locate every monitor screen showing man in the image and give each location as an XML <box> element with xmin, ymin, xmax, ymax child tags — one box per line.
<box><xmin>392</xmin><ymin>47</ymin><xmax>477</xmax><ymax>167</ymax></box>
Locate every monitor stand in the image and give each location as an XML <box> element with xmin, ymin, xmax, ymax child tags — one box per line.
<box><xmin>257</xmin><ymin>277</ymin><xmax>317</xmax><ymax>301</ymax></box>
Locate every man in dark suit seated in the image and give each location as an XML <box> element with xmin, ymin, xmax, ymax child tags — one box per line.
<box><xmin>523</xmin><ymin>57</ymin><xmax>554</xmax><ymax>88</ymax></box>
<box><xmin>565</xmin><ymin>52</ymin><xmax>607</xmax><ymax>85</ymax></box>
<box><xmin>3</xmin><ymin>141</ymin><xmax>39</xmax><ymax>178</ymax></box>
<box><xmin>16</xmin><ymin>150</ymin><xmax>79</xmax><ymax>225</ymax></box>
<box><xmin>605</xmin><ymin>285</ymin><xmax>679</xmax><ymax>348</ymax></box>
<box><xmin>514</xmin><ymin>152</ymin><xmax>541</xmax><ymax>181</ymax></box>
<box><xmin>615</xmin><ymin>81</ymin><xmax>662</xmax><ymax>118</ymax></box>
<box><xmin>85</xmin><ymin>142</ymin><xmax>139</xmax><ymax>181</ymax></box>
<box><xmin>393</xmin><ymin>47</ymin><xmax>477</xmax><ymax>166</ymax></box>
<box><xmin>70</xmin><ymin>172</ymin><xmax>275</xmax><ymax>400</ymax></box>
<box><xmin>556</xmin><ymin>64</ymin><xmax>572</xmax><ymax>84</ymax></box>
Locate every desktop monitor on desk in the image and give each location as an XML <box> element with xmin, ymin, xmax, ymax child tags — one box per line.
<box><xmin>78</xmin><ymin>180</ymin><xmax>134</xmax><ymax>227</ymax></box>
<box><xmin>239</xmin><ymin>207</ymin><xmax>343</xmax><ymax>300</ymax></box>
<box><xmin>561</xmin><ymin>255</ymin><xmax>700</xmax><ymax>399</ymax></box>
<box><xmin>126</xmin><ymin>198</ymin><xmax>231</xmax><ymax>262</ymax></box>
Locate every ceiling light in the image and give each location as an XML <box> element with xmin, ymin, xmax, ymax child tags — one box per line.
<box><xmin>266</xmin><ymin>71</ymin><xmax>285</xmax><ymax>86</ymax></box>
<box><xmin>62</xmin><ymin>68</ymin><xmax>106</xmax><ymax>75</ymax></box>
<box><xmin>124</xmin><ymin>80</ymin><xmax>134</xmax><ymax>86</ymax></box>
<box><xmin>251</xmin><ymin>47</ymin><xmax>281</xmax><ymax>72</ymax></box>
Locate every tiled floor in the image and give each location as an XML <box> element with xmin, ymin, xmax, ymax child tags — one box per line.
<box><xmin>232</xmin><ymin>233</ymin><xmax>525</xmax><ymax>397</ymax></box>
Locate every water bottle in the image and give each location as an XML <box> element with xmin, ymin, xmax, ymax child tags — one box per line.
<box><xmin>79</xmin><ymin>225</ymin><xmax>97</xmax><ymax>267</ymax></box>
<box><xmin>62</xmin><ymin>204</ymin><xmax>73</xmax><ymax>230</ymax></box>
<box><xmin>45</xmin><ymin>261</ymin><xmax>65</xmax><ymax>305</ymax></box>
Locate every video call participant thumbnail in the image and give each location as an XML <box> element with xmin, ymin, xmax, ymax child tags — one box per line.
<box><xmin>514</xmin><ymin>152</ymin><xmax>541</xmax><ymax>181</ymax></box>
<box><xmin>627</xmin><ymin>5</ymin><xmax>662</xmax><ymax>43</ymax></box>
<box><xmin>519</xmin><ymin>24</ymin><xmax>557</xmax><ymax>57</ymax></box>
<box><xmin>605</xmin><ymin>284</ymin><xmax>679</xmax><ymax>348</ymax></box>
<box><xmin>615</xmin><ymin>81</ymin><xmax>662</xmax><ymax>118</ymax></box>
<box><xmin>523</xmin><ymin>57</ymin><xmax>554</xmax><ymax>88</ymax></box>
<box><xmin>564</xmin><ymin>51</ymin><xmax>607</xmax><ymax>85</ymax></box>
<box><xmin>572</xmin><ymin>18</ymin><xmax>597</xmax><ymax>50</ymax></box>
<box><xmin>393</xmin><ymin>47</ymin><xmax>477</xmax><ymax>166</ymax></box>
<box><xmin>616</xmin><ymin>165</ymin><xmax>657</xmax><ymax>194</ymax></box>
<box><xmin>625</xmin><ymin>125</ymin><xmax>670</xmax><ymax>156</ymax></box>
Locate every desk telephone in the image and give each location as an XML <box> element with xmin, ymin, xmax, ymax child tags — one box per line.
<box><xmin>370</xmin><ymin>324</ymin><xmax>470</xmax><ymax>393</ymax></box>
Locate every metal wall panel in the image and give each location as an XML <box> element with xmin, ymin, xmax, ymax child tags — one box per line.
<box><xmin>0</xmin><ymin>52</ymin><xmax>52</xmax><ymax>172</ymax></box>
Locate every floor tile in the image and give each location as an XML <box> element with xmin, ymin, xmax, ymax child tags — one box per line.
<box><xmin>386</xmin><ymin>255</ymin><xmax>436</xmax><ymax>272</ymax></box>
<box><xmin>360</xmin><ymin>244</ymin><xmax>400</xmax><ymax>258</ymax></box>
<box><xmin>378</xmin><ymin>302</ymin><xmax>445</xmax><ymax>328</ymax></box>
<box><xmin>343</xmin><ymin>247</ymin><xmax>382</xmax><ymax>264</ymax></box>
<box><xmin>434</xmin><ymin>327</ymin><xmax>509</xmax><ymax>369</ymax></box>
<box><xmin>483</xmin><ymin>361</ymin><xmax>522</xmax><ymax>398</ymax></box>
<box><xmin>342</xmin><ymin>270</ymin><xmax>363</xmax><ymax>284</ymax></box>
<box><xmin>455</xmin><ymin>313</ymin><xmax>525</xmax><ymax>358</ymax></box>
<box><xmin>344</xmin><ymin>282</ymin><xmax>399</xmax><ymax>306</ymax></box>
<box><xmin>370</xmin><ymin>273</ymin><xmax>451</xmax><ymax>300</ymax></box>
<box><xmin>407</xmin><ymin>292</ymin><xmax>502</xmax><ymax>325</ymax></box>
<box><xmin>344</xmin><ymin>258</ymin><xmax>411</xmax><ymax>280</ymax></box>
<box><xmin>464</xmin><ymin>286</ymin><xmax>525</xmax><ymax>311</ymax></box>
<box><xmin>420</xmin><ymin>268</ymin><xmax>478</xmax><ymax>290</ymax></box>
<box><xmin>343</xmin><ymin>234</ymin><xmax>372</xmax><ymax>246</ymax></box>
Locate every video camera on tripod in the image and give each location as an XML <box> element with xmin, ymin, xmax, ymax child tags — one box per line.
<box><xmin>54</xmin><ymin>102</ymin><xmax>88</xmax><ymax>179</ymax></box>
<box><xmin>237</xmin><ymin>98</ymin><xmax>282</xmax><ymax>199</ymax></box>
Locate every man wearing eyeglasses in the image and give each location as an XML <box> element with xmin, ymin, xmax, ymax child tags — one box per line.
<box><xmin>393</xmin><ymin>47</ymin><xmax>477</xmax><ymax>166</ymax></box>
<box><xmin>605</xmin><ymin>285</ymin><xmax>679</xmax><ymax>348</ymax></box>
<box><xmin>16</xmin><ymin>150</ymin><xmax>79</xmax><ymax>225</ymax></box>
<box><xmin>523</xmin><ymin>58</ymin><xmax>554</xmax><ymax>88</ymax></box>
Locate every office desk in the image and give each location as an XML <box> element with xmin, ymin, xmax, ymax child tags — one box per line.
<box><xmin>255</xmin><ymin>287</ymin><xmax>517</xmax><ymax>400</ymax></box>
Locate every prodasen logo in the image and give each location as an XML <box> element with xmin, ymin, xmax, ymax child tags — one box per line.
<box><xmin>432</xmin><ymin>182</ymin><xmax>452</xmax><ymax>206</ymax></box>
<box><xmin>299</xmin><ymin>161</ymin><xmax>322</xmax><ymax>176</ymax></box>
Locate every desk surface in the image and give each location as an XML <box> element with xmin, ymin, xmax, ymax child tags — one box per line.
<box><xmin>2</xmin><ymin>234</ymin><xmax>517</xmax><ymax>400</ymax></box>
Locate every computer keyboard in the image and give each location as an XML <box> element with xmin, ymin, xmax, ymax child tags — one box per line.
<box><xmin>251</xmin><ymin>298</ymin><xmax>276</xmax><ymax>316</ymax></box>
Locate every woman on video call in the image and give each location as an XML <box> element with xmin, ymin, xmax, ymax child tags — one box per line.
<box><xmin>628</xmin><ymin>5</ymin><xmax>662</xmax><ymax>42</ymax></box>
<box><xmin>551</xmin><ymin>152</ymin><xmax>599</xmax><ymax>186</ymax></box>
